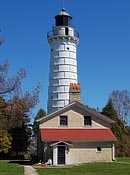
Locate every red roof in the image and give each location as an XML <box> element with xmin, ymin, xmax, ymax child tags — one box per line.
<box><xmin>40</xmin><ymin>128</ymin><xmax>116</xmax><ymax>141</ymax></box>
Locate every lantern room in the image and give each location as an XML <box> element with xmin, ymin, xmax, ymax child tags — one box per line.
<box><xmin>55</xmin><ymin>8</ymin><xmax>72</xmax><ymax>27</ymax></box>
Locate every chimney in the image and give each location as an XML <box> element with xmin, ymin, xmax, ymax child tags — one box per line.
<box><xmin>69</xmin><ymin>83</ymin><xmax>81</xmax><ymax>103</ymax></box>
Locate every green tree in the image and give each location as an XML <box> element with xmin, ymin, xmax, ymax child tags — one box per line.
<box><xmin>33</xmin><ymin>109</ymin><xmax>46</xmax><ymax>134</ymax></box>
<box><xmin>9</xmin><ymin>127</ymin><xmax>29</xmax><ymax>156</ymax></box>
<box><xmin>102</xmin><ymin>98</ymin><xmax>130</xmax><ymax>157</ymax></box>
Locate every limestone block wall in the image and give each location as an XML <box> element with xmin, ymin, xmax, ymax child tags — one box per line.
<box><xmin>66</xmin><ymin>110</ymin><xmax>83</xmax><ymax>127</ymax></box>
<box><xmin>40</xmin><ymin>117</ymin><xmax>58</xmax><ymax>128</ymax></box>
<box><xmin>40</xmin><ymin>110</ymin><xmax>109</xmax><ymax>128</ymax></box>
<box><xmin>69</xmin><ymin>142</ymin><xmax>113</xmax><ymax>164</ymax></box>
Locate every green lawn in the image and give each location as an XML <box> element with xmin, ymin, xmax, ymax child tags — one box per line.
<box><xmin>0</xmin><ymin>160</ymin><xmax>24</xmax><ymax>175</ymax></box>
<box><xmin>117</xmin><ymin>157</ymin><xmax>130</xmax><ymax>163</ymax></box>
<box><xmin>36</xmin><ymin>158</ymin><xmax>130</xmax><ymax>175</ymax></box>
<box><xmin>0</xmin><ymin>158</ymin><xmax>130</xmax><ymax>175</ymax></box>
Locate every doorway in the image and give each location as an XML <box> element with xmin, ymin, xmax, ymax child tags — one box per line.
<box><xmin>58</xmin><ymin>145</ymin><xmax>65</xmax><ymax>164</ymax></box>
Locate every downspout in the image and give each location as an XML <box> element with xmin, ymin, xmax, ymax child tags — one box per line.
<box><xmin>112</xmin><ymin>143</ymin><xmax>115</xmax><ymax>161</ymax></box>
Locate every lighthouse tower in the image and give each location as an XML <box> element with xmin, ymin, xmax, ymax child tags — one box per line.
<box><xmin>47</xmin><ymin>8</ymin><xmax>79</xmax><ymax>114</ymax></box>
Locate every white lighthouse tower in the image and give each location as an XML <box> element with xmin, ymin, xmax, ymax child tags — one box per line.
<box><xmin>47</xmin><ymin>8</ymin><xmax>79</xmax><ymax>114</ymax></box>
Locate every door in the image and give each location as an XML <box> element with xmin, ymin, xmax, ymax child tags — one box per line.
<box><xmin>58</xmin><ymin>146</ymin><xmax>65</xmax><ymax>164</ymax></box>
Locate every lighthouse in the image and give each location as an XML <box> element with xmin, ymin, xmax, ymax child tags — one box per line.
<box><xmin>47</xmin><ymin>8</ymin><xmax>80</xmax><ymax>114</ymax></box>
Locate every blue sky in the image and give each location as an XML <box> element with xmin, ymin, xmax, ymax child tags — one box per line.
<box><xmin>0</xmin><ymin>0</ymin><xmax>130</xmax><ymax>119</ymax></box>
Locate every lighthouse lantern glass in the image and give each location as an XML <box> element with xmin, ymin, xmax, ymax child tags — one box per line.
<box><xmin>55</xmin><ymin>16</ymin><xmax>72</xmax><ymax>27</ymax></box>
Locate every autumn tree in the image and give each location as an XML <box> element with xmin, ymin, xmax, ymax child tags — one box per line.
<box><xmin>0</xmin><ymin>130</ymin><xmax>12</xmax><ymax>153</ymax></box>
<box><xmin>0</xmin><ymin>30</ymin><xmax>13</xmax><ymax>154</ymax></box>
<box><xmin>0</xmin><ymin>60</ymin><xmax>26</xmax><ymax>96</ymax></box>
<box><xmin>0</xmin><ymin>30</ymin><xmax>41</xmax><ymax>156</ymax></box>
<box><xmin>1</xmin><ymin>31</ymin><xmax>25</xmax><ymax>96</ymax></box>
<box><xmin>0</xmin><ymin>60</ymin><xmax>41</xmax><ymax>155</ymax></box>
<box><xmin>0</xmin><ymin>97</ymin><xmax>9</xmax><ymax>130</ymax></box>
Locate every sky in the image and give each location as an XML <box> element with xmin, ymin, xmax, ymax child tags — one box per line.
<box><xmin>0</xmin><ymin>0</ymin><xmax>130</xmax><ymax>120</ymax></box>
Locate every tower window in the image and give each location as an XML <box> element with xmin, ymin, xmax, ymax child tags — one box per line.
<box><xmin>67</xmin><ymin>47</ymin><xmax>69</xmax><ymax>50</ymax></box>
<box><xmin>65</xmin><ymin>27</ymin><xmax>68</xmax><ymax>35</ymax></box>
<box><xmin>84</xmin><ymin>116</ymin><xmax>92</xmax><ymax>126</ymax></box>
<box><xmin>60</xmin><ymin>116</ymin><xmax>68</xmax><ymax>126</ymax></box>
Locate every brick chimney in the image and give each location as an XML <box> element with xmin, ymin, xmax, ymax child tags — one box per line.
<box><xmin>69</xmin><ymin>83</ymin><xmax>81</xmax><ymax>103</ymax></box>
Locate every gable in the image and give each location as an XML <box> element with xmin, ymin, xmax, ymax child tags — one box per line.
<box><xmin>38</xmin><ymin>102</ymin><xmax>114</xmax><ymax>128</ymax></box>
<box><xmin>39</xmin><ymin>109</ymin><xmax>110</xmax><ymax>128</ymax></box>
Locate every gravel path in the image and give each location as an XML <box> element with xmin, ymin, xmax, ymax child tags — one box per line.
<box><xmin>24</xmin><ymin>165</ymin><xmax>38</xmax><ymax>175</ymax></box>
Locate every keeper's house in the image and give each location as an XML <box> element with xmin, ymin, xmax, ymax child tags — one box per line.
<box><xmin>37</xmin><ymin>100</ymin><xmax>116</xmax><ymax>165</ymax></box>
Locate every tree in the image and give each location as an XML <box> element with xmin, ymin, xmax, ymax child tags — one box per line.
<box><xmin>0</xmin><ymin>31</ymin><xmax>41</xmax><ymax>156</ymax></box>
<box><xmin>7</xmin><ymin>85</ymin><xmax>41</xmax><ymax>156</ymax></box>
<box><xmin>0</xmin><ymin>96</ymin><xmax>9</xmax><ymax>130</ymax></box>
<box><xmin>110</xmin><ymin>90</ymin><xmax>130</xmax><ymax>125</ymax></box>
<box><xmin>0</xmin><ymin>28</ymin><xmax>4</xmax><ymax>45</ymax></box>
<box><xmin>0</xmin><ymin>130</ymin><xmax>12</xmax><ymax>153</ymax></box>
<box><xmin>102</xmin><ymin>98</ymin><xmax>130</xmax><ymax>157</ymax></box>
<box><xmin>31</xmin><ymin>109</ymin><xmax>46</xmax><ymax>159</ymax></box>
<box><xmin>0</xmin><ymin>61</ymin><xmax>41</xmax><ymax>155</ymax></box>
<box><xmin>0</xmin><ymin>97</ymin><xmax>13</xmax><ymax>154</ymax></box>
<box><xmin>0</xmin><ymin>30</ymin><xmax>25</xmax><ymax>96</ymax></box>
<box><xmin>0</xmin><ymin>60</ymin><xmax>26</xmax><ymax>96</ymax></box>
<box><xmin>9</xmin><ymin>127</ymin><xmax>29</xmax><ymax>157</ymax></box>
<box><xmin>33</xmin><ymin>109</ymin><xmax>46</xmax><ymax>134</ymax></box>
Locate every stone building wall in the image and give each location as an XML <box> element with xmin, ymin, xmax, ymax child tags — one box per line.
<box><xmin>40</xmin><ymin>109</ymin><xmax>109</xmax><ymax>128</ymax></box>
<box><xmin>69</xmin><ymin>142</ymin><xmax>113</xmax><ymax>164</ymax></box>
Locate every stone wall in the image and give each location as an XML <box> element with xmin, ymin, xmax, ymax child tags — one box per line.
<box><xmin>69</xmin><ymin>142</ymin><xmax>113</xmax><ymax>164</ymax></box>
<box><xmin>40</xmin><ymin>110</ymin><xmax>109</xmax><ymax>128</ymax></box>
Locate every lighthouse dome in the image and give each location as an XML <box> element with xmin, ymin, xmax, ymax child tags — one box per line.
<box><xmin>55</xmin><ymin>8</ymin><xmax>72</xmax><ymax>26</ymax></box>
<box><xmin>55</xmin><ymin>8</ymin><xmax>72</xmax><ymax>18</ymax></box>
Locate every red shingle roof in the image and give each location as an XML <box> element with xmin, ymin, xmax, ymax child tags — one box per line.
<box><xmin>40</xmin><ymin>128</ymin><xmax>116</xmax><ymax>142</ymax></box>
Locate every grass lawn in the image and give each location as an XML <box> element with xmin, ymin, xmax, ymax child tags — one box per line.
<box><xmin>117</xmin><ymin>157</ymin><xmax>130</xmax><ymax>163</ymax></box>
<box><xmin>0</xmin><ymin>160</ymin><xmax>24</xmax><ymax>175</ymax></box>
<box><xmin>36</xmin><ymin>158</ymin><xmax>130</xmax><ymax>175</ymax></box>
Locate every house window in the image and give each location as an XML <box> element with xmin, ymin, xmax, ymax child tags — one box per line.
<box><xmin>97</xmin><ymin>147</ymin><xmax>102</xmax><ymax>152</ymax></box>
<box><xmin>60</xmin><ymin>116</ymin><xmax>68</xmax><ymax>126</ymax></box>
<box><xmin>84</xmin><ymin>116</ymin><xmax>92</xmax><ymax>126</ymax></box>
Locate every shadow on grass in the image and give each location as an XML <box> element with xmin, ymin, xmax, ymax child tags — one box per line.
<box><xmin>8</xmin><ymin>155</ymin><xmax>38</xmax><ymax>165</ymax></box>
<box><xmin>8</xmin><ymin>160</ymin><xmax>32</xmax><ymax>165</ymax></box>
<box><xmin>1</xmin><ymin>153</ymin><xmax>38</xmax><ymax>165</ymax></box>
